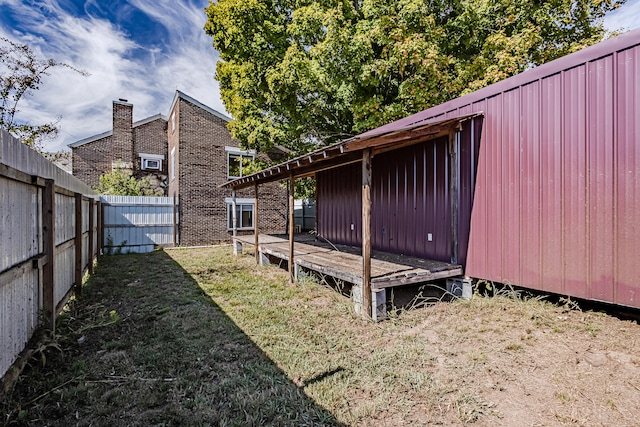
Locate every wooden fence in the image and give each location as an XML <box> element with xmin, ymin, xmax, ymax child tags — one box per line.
<box><xmin>101</xmin><ymin>196</ymin><xmax>177</xmax><ymax>253</ymax></box>
<box><xmin>0</xmin><ymin>130</ymin><xmax>100</xmax><ymax>391</ymax></box>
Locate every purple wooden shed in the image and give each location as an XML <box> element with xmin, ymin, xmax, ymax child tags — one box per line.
<box><xmin>223</xmin><ymin>28</ymin><xmax>640</xmax><ymax>315</ymax></box>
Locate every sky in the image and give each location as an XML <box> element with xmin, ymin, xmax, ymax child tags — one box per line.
<box><xmin>0</xmin><ymin>0</ymin><xmax>639</xmax><ymax>153</ymax></box>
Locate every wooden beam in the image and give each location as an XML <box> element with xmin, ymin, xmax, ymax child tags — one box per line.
<box><xmin>74</xmin><ymin>193</ymin><xmax>83</xmax><ymax>296</ymax></box>
<box><xmin>254</xmin><ymin>182</ymin><xmax>259</xmax><ymax>264</ymax></box>
<box><xmin>288</xmin><ymin>172</ymin><xmax>295</xmax><ymax>284</ymax></box>
<box><xmin>42</xmin><ymin>179</ymin><xmax>55</xmax><ymax>331</ymax></box>
<box><xmin>361</xmin><ymin>149</ymin><xmax>372</xmax><ymax>319</ymax></box>
<box><xmin>449</xmin><ymin>130</ymin><xmax>459</xmax><ymax>264</ymax></box>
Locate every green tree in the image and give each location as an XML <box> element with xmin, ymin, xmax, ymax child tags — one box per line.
<box><xmin>205</xmin><ymin>0</ymin><xmax>624</xmax><ymax>155</ymax></box>
<box><xmin>0</xmin><ymin>37</ymin><xmax>87</xmax><ymax>148</ymax></box>
<box><xmin>94</xmin><ymin>168</ymin><xmax>162</xmax><ymax>196</ymax></box>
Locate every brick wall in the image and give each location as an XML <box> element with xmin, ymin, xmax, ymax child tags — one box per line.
<box><xmin>72</xmin><ymin>135</ymin><xmax>113</xmax><ymax>188</ymax></box>
<box><xmin>174</xmin><ymin>97</ymin><xmax>287</xmax><ymax>246</ymax></box>
<box><xmin>112</xmin><ymin>101</ymin><xmax>133</xmax><ymax>165</ymax></box>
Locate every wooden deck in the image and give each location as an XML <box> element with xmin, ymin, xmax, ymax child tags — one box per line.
<box><xmin>234</xmin><ymin>234</ymin><xmax>462</xmax><ymax>289</ymax></box>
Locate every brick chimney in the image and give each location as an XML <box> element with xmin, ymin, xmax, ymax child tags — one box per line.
<box><xmin>111</xmin><ymin>99</ymin><xmax>134</xmax><ymax>171</ymax></box>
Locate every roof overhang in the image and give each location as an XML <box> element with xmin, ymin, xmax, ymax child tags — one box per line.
<box><xmin>221</xmin><ymin>112</ymin><xmax>483</xmax><ymax>190</ymax></box>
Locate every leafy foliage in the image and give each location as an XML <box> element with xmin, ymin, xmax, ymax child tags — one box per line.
<box><xmin>0</xmin><ymin>37</ymin><xmax>87</xmax><ymax>148</ymax></box>
<box><xmin>93</xmin><ymin>167</ymin><xmax>162</xmax><ymax>196</ymax></box>
<box><xmin>205</xmin><ymin>0</ymin><xmax>624</xmax><ymax>155</ymax></box>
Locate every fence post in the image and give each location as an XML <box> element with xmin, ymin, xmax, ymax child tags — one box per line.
<box><xmin>42</xmin><ymin>179</ymin><xmax>56</xmax><ymax>332</ymax></box>
<box><xmin>74</xmin><ymin>193</ymin><xmax>83</xmax><ymax>296</ymax></box>
<box><xmin>88</xmin><ymin>200</ymin><xmax>94</xmax><ymax>274</ymax></box>
<box><xmin>99</xmin><ymin>200</ymin><xmax>104</xmax><ymax>255</ymax></box>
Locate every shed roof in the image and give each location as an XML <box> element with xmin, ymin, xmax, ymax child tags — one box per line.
<box><xmin>221</xmin><ymin>112</ymin><xmax>481</xmax><ymax>190</ymax></box>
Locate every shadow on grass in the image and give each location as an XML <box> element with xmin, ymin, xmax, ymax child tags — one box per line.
<box><xmin>2</xmin><ymin>250</ymin><xmax>342</xmax><ymax>426</ymax></box>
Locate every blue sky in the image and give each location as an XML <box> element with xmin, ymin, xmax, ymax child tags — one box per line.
<box><xmin>0</xmin><ymin>0</ymin><xmax>639</xmax><ymax>152</ymax></box>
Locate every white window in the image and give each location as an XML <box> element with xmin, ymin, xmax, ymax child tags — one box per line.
<box><xmin>225</xmin><ymin>146</ymin><xmax>255</xmax><ymax>179</ymax></box>
<box><xmin>139</xmin><ymin>153</ymin><xmax>164</xmax><ymax>171</ymax></box>
<box><xmin>170</xmin><ymin>147</ymin><xmax>176</xmax><ymax>181</ymax></box>
<box><xmin>225</xmin><ymin>197</ymin><xmax>255</xmax><ymax>230</ymax></box>
<box><xmin>171</xmin><ymin>112</ymin><xmax>176</xmax><ymax>134</ymax></box>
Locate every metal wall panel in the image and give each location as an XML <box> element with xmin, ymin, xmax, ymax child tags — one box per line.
<box><xmin>0</xmin><ymin>178</ymin><xmax>39</xmax><ymax>272</ymax></box>
<box><xmin>588</xmin><ymin>56</ymin><xmax>616</xmax><ymax>303</ymax></box>
<box><xmin>615</xmin><ymin>45</ymin><xmax>640</xmax><ymax>307</ymax></box>
<box><xmin>562</xmin><ymin>65</ymin><xmax>589</xmax><ymax>298</ymax></box>
<box><xmin>0</xmin><ymin>269</ymin><xmax>39</xmax><ymax>381</ymax></box>
<box><xmin>54</xmin><ymin>244</ymin><xmax>75</xmax><ymax>306</ymax></box>
<box><xmin>54</xmin><ymin>193</ymin><xmax>75</xmax><ymax>246</ymax></box>
<box><xmin>317</xmin><ymin>129</ymin><xmax>480</xmax><ymax>263</ymax></box>
<box><xmin>102</xmin><ymin>196</ymin><xmax>176</xmax><ymax>253</ymax></box>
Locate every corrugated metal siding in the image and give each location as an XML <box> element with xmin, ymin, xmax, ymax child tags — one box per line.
<box><xmin>1</xmin><ymin>129</ymin><xmax>98</xmax><ymax>381</ymax></box>
<box><xmin>102</xmin><ymin>196</ymin><xmax>175</xmax><ymax>253</ymax></box>
<box><xmin>0</xmin><ymin>269</ymin><xmax>39</xmax><ymax>381</ymax></box>
<box><xmin>317</xmin><ymin>126</ymin><xmax>480</xmax><ymax>263</ymax></box>
<box><xmin>460</xmin><ymin>40</ymin><xmax>640</xmax><ymax>308</ymax></box>
<box><xmin>54</xmin><ymin>244</ymin><xmax>75</xmax><ymax>306</ymax></box>
<box><xmin>0</xmin><ymin>179</ymin><xmax>39</xmax><ymax>272</ymax></box>
<box><xmin>615</xmin><ymin>45</ymin><xmax>640</xmax><ymax>307</ymax></box>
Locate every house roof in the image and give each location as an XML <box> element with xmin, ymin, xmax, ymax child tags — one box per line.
<box><xmin>221</xmin><ymin>112</ymin><xmax>481</xmax><ymax>190</ymax></box>
<box><xmin>68</xmin><ymin>113</ymin><xmax>167</xmax><ymax>148</ymax></box>
<box><xmin>169</xmin><ymin>90</ymin><xmax>232</xmax><ymax>122</ymax></box>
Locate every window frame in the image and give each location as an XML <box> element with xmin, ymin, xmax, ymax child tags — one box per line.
<box><xmin>225</xmin><ymin>146</ymin><xmax>255</xmax><ymax>179</ymax></box>
<box><xmin>139</xmin><ymin>153</ymin><xmax>164</xmax><ymax>171</ymax></box>
<box><xmin>225</xmin><ymin>197</ymin><xmax>255</xmax><ymax>230</ymax></box>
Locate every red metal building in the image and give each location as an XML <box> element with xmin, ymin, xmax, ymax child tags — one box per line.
<box><xmin>224</xmin><ymin>28</ymin><xmax>640</xmax><ymax>311</ymax></box>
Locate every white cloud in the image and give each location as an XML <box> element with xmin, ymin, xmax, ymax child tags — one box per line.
<box><xmin>604</xmin><ymin>0</ymin><xmax>640</xmax><ymax>32</ymax></box>
<box><xmin>0</xmin><ymin>0</ymin><xmax>224</xmax><ymax>152</ymax></box>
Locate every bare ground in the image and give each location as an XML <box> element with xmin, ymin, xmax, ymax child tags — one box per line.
<box><xmin>2</xmin><ymin>246</ymin><xmax>640</xmax><ymax>426</ymax></box>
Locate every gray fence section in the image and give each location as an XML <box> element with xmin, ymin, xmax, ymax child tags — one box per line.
<box><xmin>1</xmin><ymin>130</ymin><xmax>99</xmax><ymax>385</ymax></box>
<box><xmin>294</xmin><ymin>199</ymin><xmax>316</xmax><ymax>232</ymax></box>
<box><xmin>101</xmin><ymin>196</ymin><xmax>177</xmax><ymax>254</ymax></box>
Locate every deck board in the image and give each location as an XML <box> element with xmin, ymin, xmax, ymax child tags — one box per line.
<box><xmin>235</xmin><ymin>234</ymin><xmax>462</xmax><ymax>289</ymax></box>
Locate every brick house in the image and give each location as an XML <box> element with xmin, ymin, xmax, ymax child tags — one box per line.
<box><xmin>70</xmin><ymin>90</ymin><xmax>288</xmax><ymax>246</ymax></box>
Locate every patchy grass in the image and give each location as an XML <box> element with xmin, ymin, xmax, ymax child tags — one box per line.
<box><xmin>3</xmin><ymin>246</ymin><xmax>640</xmax><ymax>426</ymax></box>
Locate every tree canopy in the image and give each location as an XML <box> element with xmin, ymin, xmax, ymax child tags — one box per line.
<box><xmin>205</xmin><ymin>0</ymin><xmax>624</xmax><ymax>155</ymax></box>
<box><xmin>0</xmin><ymin>37</ymin><xmax>87</xmax><ymax>148</ymax></box>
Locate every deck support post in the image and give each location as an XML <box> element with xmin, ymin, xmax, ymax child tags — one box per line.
<box><xmin>449</xmin><ymin>129</ymin><xmax>459</xmax><ymax>265</ymax></box>
<box><xmin>361</xmin><ymin>149</ymin><xmax>373</xmax><ymax>319</ymax></box>
<box><xmin>288</xmin><ymin>172</ymin><xmax>295</xmax><ymax>284</ymax></box>
<box><xmin>254</xmin><ymin>182</ymin><xmax>259</xmax><ymax>264</ymax></box>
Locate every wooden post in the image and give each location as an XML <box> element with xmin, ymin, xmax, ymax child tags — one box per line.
<box><xmin>254</xmin><ymin>182</ymin><xmax>260</xmax><ymax>264</ymax></box>
<box><xmin>362</xmin><ymin>149</ymin><xmax>372</xmax><ymax>319</ymax></box>
<box><xmin>288</xmin><ymin>172</ymin><xmax>295</xmax><ymax>284</ymax></box>
<box><xmin>449</xmin><ymin>129</ymin><xmax>459</xmax><ymax>265</ymax></box>
<box><xmin>88</xmin><ymin>200</ymin><xmax>94</xmax><ymax>275</ymax></box>
<box><xmin>42</xmin><ymin>179</ymin><xmax>55</xmax><ymax>331</ymax></box>
<box><xmin>74</xmin><ymin>193</ymin><xmax>83</xmax><ymax>296</ymax></box>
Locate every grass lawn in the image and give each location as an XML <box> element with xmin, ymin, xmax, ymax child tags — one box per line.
<box><xmin>2</xmin><ymin>246</ymin><xmax>640</xmax><ymax>426</ymax></box>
